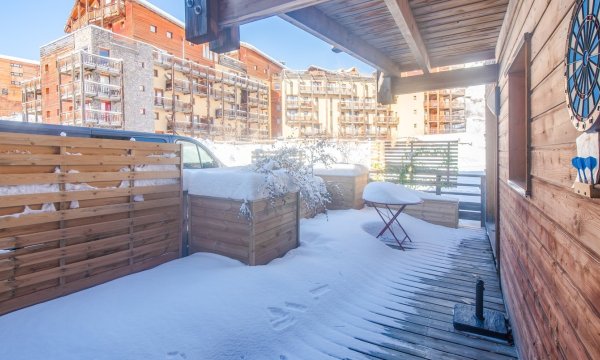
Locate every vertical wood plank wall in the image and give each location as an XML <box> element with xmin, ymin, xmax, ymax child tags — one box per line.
<box><xmin>495</xmin><ymin>0</ymin><xmax>600</xmax><ymax>359</ymax></box>
<box><xmin>0</xmin><ymin>133</ymin><xmax>182</xmax><ymax>315</ymax></box>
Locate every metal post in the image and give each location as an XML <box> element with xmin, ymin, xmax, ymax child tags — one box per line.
<box><xmin>476</xmin><ymin>279</ymin><xmax>485</xmax><ymax>320</ymax></box>
<box><xmin>436</xmin><ymin>173</ymin><xmax>442</xmax><ymax>195</ymax></box>
<box><xmin>480</xmin><ymin>174</ymin><xmax>486</xmax><ymax>228</ymax></box>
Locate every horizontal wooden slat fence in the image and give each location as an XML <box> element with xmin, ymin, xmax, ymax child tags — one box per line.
<box><xmin>380</xmin><ymin>140</ymin><xmax>459</xmax><ymax>186</ymax></box>
<box><xmin>0</xmin><ymin>132</ymin><xmax>183</xmax><ymax>315</ymax></box>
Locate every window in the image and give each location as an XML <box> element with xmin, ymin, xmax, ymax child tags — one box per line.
<box><xmin>44</xmin><ymin>64</ymin><xmax>49</xmax><ymax>72</ymax></box>
<box><xmin>154</xmin><ymin>112</ymin><xmax>159</xmax><ymax>120</ymax></box>
<box><xmin>274</xmin><ymin>83</ymin><xmax>281</xmax><ymax>90</ymax></box>
<box><xmin>413</xmin><ymin>109</ymin><xmax>417</xmax><ymax>115</ymax></box>
<box><xmin>10</xmin><ymin>63</ymin><xmax>22</xmax><ymax>68</ymax></box>
<box><xmin>166</xmin><ymin>31</ymin><xmax>173</xmax><ymax>39</ymax></box>
<box><xmin>46</xmin><ymin>111</ymin><xmax>50</xmax><ymax>118</ymax></box>
<box><xmin>140</xmin><ymin>108</ymin><xmax>146</xmax><ymax>115</ymax></box>
<box><xmin>507</xmin><ymin>33</ymin><xmax>532</xmax><ymax>196</ymax></box>
<box><xmin>253</xmin><ymin>65</ymin><xmax>258</xmax><ymax>71</ymax></box>
<box><xmin>99</xmin><ymin>48</ymin><xmax>110</xmax><ymax>57</ymax></box>
<box><xmin>413</xmin><ymin>95</ymin><xmax>417</xmax><ymax>101</ymax></box>
<box><xmin>10</xmin><ymin>72</ymin><xmax>23</xmax><ymax>77</ymax></box>
<box><xmin>139</xmin><ymin>85</ymin><xmax>145</xmax><ymax>92</ymax></box>
<box><xmin>140</xmin><ymin>62</ymin><xmax>145</xmax><ymax>68</ymax></box>
<box><xmin>1</xmin><ymin>88</ymin><xmax>7</xmax><ymax>95</ymax></box>
<box><xmin>10</xmin><ymin>81</ymin><xmax>20</xmax><ymax>85</ymax></box>
<box><xmin>154</xmin><ymin>69</ymin><xmax>158</xmax><ymax>77</ymax></box>
<box><xmin>150</xmin><ymin>25</ymin><xmax>157</xmax><ymax>33</ymax></box>
<box><xmin>178</xmin><ymin>141</ymin><xmax>201</xmax><ymax>169</ymax></box>
<box><xmin>45</xmin><ymin>88</ymin><xmax>49</xmax><ymax>95</ymax></box>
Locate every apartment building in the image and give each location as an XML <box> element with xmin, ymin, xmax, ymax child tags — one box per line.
<box><xmin>19</xmin><ymin>0</ymin><xmax>282</xmax><ymax>140</ymax></box>
<box><xmin>282</xmin><ymin>66</ymin><xmax>400</xmax><ymax>139</ymax></box>
<box><xmin>0</xmin><ymin>55</ymin><xmax>39</xmax><ymax>120</ymax></box>
<box><xmin>424</xmin><ymin>88</ymin><xmax>466</xmax><ymax>134</ymax></box>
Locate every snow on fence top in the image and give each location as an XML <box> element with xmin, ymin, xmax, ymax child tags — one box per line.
<box><xmin>363</xmin><ymin>181</ymin><xmax>423</xmax><ymax>205</ymax></box>
<box><xmin>313</xmin><ymin>164</ymin><xmax>368</xmax><ymax>177</ymax></box>
<box><xmin>185</xmin><ymin>166</ymin><xmax>297</xmax><ymax>201</ymax></box>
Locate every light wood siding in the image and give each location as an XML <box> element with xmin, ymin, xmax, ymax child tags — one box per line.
<box><xmin>495</xmin><ymin>1</ymin><xmax>600</xmax><ymax>359</ymax></box>
<box><xmin>317</xmin><ymin>173</ymin><xmax>368</xmax><ymax>210</ymax></box>
<box><xmin>189</xmin><ymin>192</ymin><xmax>299</xmax><ymax>266</ymax></box>
<box><xmin>404</xmin><ymin>198</ymin><xmax>459</xmax><ymax>228</ymax></box>
<box><xmin>0</xmin><ymin>132</ymin><xmax>183</xmax><ymax>315</ymax></box>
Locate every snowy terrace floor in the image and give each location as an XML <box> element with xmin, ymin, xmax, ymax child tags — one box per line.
<box><xmin>352</xmin><ymin>226</ymin><xmax>517</xmax><ymax>360</ymax></box>
<box><xmin>0</xmin><ymin>209</ymin><xmax>517</xmax><ymax>360</ymax></box>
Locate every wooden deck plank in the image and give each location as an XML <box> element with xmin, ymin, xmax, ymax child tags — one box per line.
<box><xmin>352</xmin><ymin>227</ymin><xmax>517</xmax><ymax>359</ymax></box>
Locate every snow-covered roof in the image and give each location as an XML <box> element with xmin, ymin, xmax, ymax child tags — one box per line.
<box><xmin>0</xmin><ymin>54</ymin><xmax>39</xmax><ymax>65</ymax></box>
<box><xmin>135</xmin><ymin>0</ymin><xmax>185</xmax><ymax>28</ymax></box>
<box><xmin>240</xmin><ymin>42</ymin><xmax>286</xmax><ymax>70</ymax></box>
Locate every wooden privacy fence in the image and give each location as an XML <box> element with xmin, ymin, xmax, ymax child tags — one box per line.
<box><xmin>379</xmin><ymin>140</ymin><xmax>458</xmax><ymax>186</ymax></box>
<box><xmin>0</xmin><ymin>132</ymin><xmax>182</xmax><ymax>315</ymax></box>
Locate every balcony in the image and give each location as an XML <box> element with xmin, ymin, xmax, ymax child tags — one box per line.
<box><xmin>248</xmin><ymin>112</ymin><xmax>269</xmax><ymax>124</ymax></box>
<box><xmin>152</xmin><ymin>51</ymin><xmax>173</xmax><ymax>69</ymax></box>
<box><xmin>216</xmin><ymin>109</ymin><xmax>246</xmax><ymax>120</ymax></box>
<box><xmin>59</xmin><ymin>51</ymin><xmax>122</xmax><ymax>76</ymax></box>
<box><xmin>154</xmin><ymin>97</ymin><xmax>173</xmax><ymax>110</ymax></box>
<box><xmin>287</xmin><ymin>114</ymin><xmax>319</xmax><ymax>125</ymax></box>
<box><xmin>173</xmin><ymin>60</ymin><xmax>192</xmax><ymax>74</ymax></box>
<box><xmin>22</xmin><ymin>78</ymin><xmax>42</xmax><ymax>95</ymax></box>
<box><xmin>23</xmin><ymin>99</ymin><xmax>42</xmax><ymax>113</ymax></box>
<box><xmin>192</xmin><ymin>83</ymin><xmax>208</xmax><ymax>96</ymax></box>
<box><xmin>374</xmin><ymin>116</ymin><xmax>399</xmax><ymax>126</ymax></box>
<box><xmin>167</xmin><ymin>79</ymin><xmax>191</xmax><ymax>94</ymax></box>
<box><xmin>61</xmin><ymin>82</ymin><xmax>121</xmax><ymax>101</ymax></box>
<box><xmin>339</xmin><ymin>99</ymin><xmax>377</xmax><ymax>110</ymax></box>
<box><xmin>65</xmin><ymin>0</ymin><xmax>125</xmax><ymax>32</ymax></box>
<box><xmin>299</xmin><ymin>85</ymin><xmax>326</xmax><ymax>94</ymax></box>
<box><xmin>61</xmin><ymin>109</ymin><xmax>123</xmax><ymax>128</ymax></box>
<box><xmin>174</xmin><ymin>99</ymin><xmax>192</xmax><ymax>113</ymax></box>
<box><xmin>219</xmin><ymin>55</ymin><xmax>247</xmax><ymax>73</ymax></box>
<box><xmin>339</xmin><ymin>115</ymin><xmax>367</xmax><ymax>125</ymax></box>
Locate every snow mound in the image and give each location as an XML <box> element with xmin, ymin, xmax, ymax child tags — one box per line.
<box><xmin>363</xmin><ymin>181</ymin><xmax>423</xmax><ymax>205</ymax></box>
<box><xmin>185</xmin><ymin>166</ymin><xmax>296</xmax><ymax>201</ymax></box>
<box><xmin>313</xmin><ymin>164</ymin><xmax>368</xmax><ymax>177</ymax></box>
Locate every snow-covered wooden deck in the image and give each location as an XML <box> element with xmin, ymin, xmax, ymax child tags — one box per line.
<box><xmin>349</xmin><ymin>227</ymin><xmax>518</xmax><ymax>360</ymax></box>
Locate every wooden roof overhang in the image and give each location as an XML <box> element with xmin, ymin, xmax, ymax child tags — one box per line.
<box><xmin>208</xmin><ymin>0</ymin><xmax>509</xmax><ymax>101</ymax></box>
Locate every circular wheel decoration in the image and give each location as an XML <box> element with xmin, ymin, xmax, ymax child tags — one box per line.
<box><xmin>565</xmin><ymin>0</ymin><xmax>600</xmax><ymax>132</ymax></box>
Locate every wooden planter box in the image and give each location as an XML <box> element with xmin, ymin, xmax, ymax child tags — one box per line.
<box><xmin>189</xmin><ymin>192</ymin><xmax>299</xmax><ymax>265</ymax></box>
<box><xmin>314</xmin><ymin>164</ymin><xmax>369</xmax><ymax>210</ymax></box>
<box><xmin>403</xmin><ymin>194</ymin><xmax>459</xmax><ymax>228</ymax></box>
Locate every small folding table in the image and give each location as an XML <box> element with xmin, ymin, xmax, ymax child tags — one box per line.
<box><xmin>363</xmin><ymin>182</ymin><xmax>423</xmax><ymax>250</ymax></box>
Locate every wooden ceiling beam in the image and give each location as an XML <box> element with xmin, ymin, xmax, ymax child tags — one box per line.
<box><xmin>280</xmin><ymin>7</ymin><xmax>404</xmax><ymax>76</ymax></box>
<box><xmin>384</xmin><ymin>0</ymin><xmax>431</xmax><ymax>74</ymax></box>
<box><xmin>389</xmin><ymin>64</ymin><xmax>499</xmax><ymax>95</ymax></box>
<box><xmin>219</xmin><ymin>0</ymin><xmax>330</xmax><ymax>27</ymax></box>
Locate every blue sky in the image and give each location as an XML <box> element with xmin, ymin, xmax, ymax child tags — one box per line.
<box><xmin>0</xmin><ymin>0</ymin><xmax>373</xmax><ymax>73</ymax></box>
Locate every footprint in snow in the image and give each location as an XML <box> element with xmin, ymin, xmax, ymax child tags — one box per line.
<box><xmin>268</xmin><ymin>307</ymin><xmax>297</xmax><ymax>331</ymax></box>
<box><xmin>166</xmin><ymin>351</ymin><xmax>187</xmax><ymax>360</ymax></box>
<box><xmin>310</xmin><ymin>284</ymin><xmax>331</xmax><ymax>299</ymax></box>
<box><xmin>284</xmin><ymin>302</ymin><xmax>308</xmax><ymax>312</ymax></box>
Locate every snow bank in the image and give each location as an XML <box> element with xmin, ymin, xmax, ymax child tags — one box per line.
<box><xmin>362</xmin><ymin>181</ymin><xmax>422</xmax><ymax>205</ymax></box>
<box><xmin>0</xmin><ymin>208</ymin><xmax>473</xmax><ymax>360</ymax></box>
<box><xmin>185</xmin><ymin>166</ymin><xmax>296</xmax><ymax>201</ymax></box>
<box><xmin>313</xmin><ymin>164</ymin><xmax>368</xmax><ymax>177</ymax></box>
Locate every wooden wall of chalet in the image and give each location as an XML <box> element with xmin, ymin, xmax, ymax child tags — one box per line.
<box><xmin>0</xmin><ymin>133</ymin><xmax>182</xmax><ymax>315</ymax></box>
<box><xmin>495</xmin><ymin>1</ymin><xmax>600</xmax><ymax>359</ymax></box>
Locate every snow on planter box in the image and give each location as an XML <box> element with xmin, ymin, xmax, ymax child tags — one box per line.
<box><xmin>185</xmin><ymin>167</ymin><xmax>300</xmax><ymax>266</ymax></box>
<box><xmin>313</xmin><ymin>164</ymin><xmax>369</xmax><ymax>210</ymax></box>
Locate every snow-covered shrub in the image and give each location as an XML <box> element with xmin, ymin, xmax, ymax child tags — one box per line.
<box><xmin>253</xmin><ymin>140</ymin><xmax>335</xmax><ymax>217</ymax></box>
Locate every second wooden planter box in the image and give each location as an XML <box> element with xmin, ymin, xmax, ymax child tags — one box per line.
<box><xmin>189</xmin><ymin>192</ymin><xmax>299</xmax><ymax>265</ymax></box>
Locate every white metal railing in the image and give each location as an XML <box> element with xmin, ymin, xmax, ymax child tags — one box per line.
<box><xmin>374</xmin><ymin>116</ymin><xmax>399</xmax><ymax>125</ymax></box>
<box><xmin>154</xmin><ymin>97</ymin><xmax>173</xmax><ymax>109</ymax></box>
<box><xmin>153</xmin><ymin>51</ymin><xmax>173</xmax><ymax>68</ymax></box>
<box><xmin>339</xmin><ymin>115</ymin><xmax>367</xmax><ymax>124</ymax></box>
<box><xmin>59</xmin><ymin>50</ymin><xmax>122</xmax><ymax>74</ymax></box>
<box><xmin>62</xmin><ymin>109</ymin><xmax>123</xmax><ymax>127</ymax></box>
